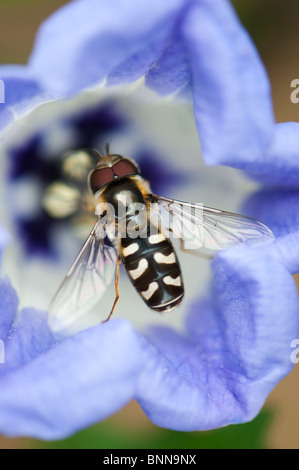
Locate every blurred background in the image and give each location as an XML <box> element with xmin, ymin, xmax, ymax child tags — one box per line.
<box><xmin>0</xmin><ymin>0</ymin><xmax>298</xmax><ymax>449</ymax></box>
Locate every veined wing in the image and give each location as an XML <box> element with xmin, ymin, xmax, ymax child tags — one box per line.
<box><xmin>48</xmin><ymin>218</ymin><xmax>118</xmax><ymax>337</ymax></box>
<box><xmin>152</xmin><ymin>195</ymin><xmax>274</xmax><ymax>252</ymax></box>
<box><xmin>200</xmin><ymin>205</ymin><xmax>274</xmax><ymax>250</ymax></box>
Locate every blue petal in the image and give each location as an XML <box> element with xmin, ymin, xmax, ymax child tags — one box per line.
<box><xmin>0</xmin><ymin>308</ymin><xmax>54</xmax><ymax>376</ymax></box>
<box><xmin>0</xmin><ymin>66</ymin><xmax>55</xmax><ymax>132</ymax></box>
<box><xmin>244</xmin><ymin>122</ymin><xmax>299</xmax><ymax>186</ymax></box>
<box><xmin>243</xmin><ymin>187</ymin><xmax>299</xmax><ymax>238</ymax></box>
<box><xmin>136</xmin><ymin>236</ymin><xmax>299</xmax><ymax>430</ymax></box>
<box><xmin>145</xmin><ymin>29</ymin><xmax>192</xmax><ymax>95</ymax></box>
<box><xmin>181</xmin><ymin>0</ymin><xmax>275</xmax><ymax>164</ymax></box>
<box><xmin>0</xmin><ymin>317</ymin><xmax>143</xmax><ymax>439</ymax></box>
<box><xmin>0</xmin><ymin>225</ymin><xmax>17</xmax><ymax>342</ymax></box>
<box><xmin>0</xmin><ymin>278</ymin><xmax>18</xmax><ymax>341</ymax></box>
<box><xmin>29</xmin><ymin>0</ymin><xmax>187</xmax><ymax>95</ymax></box>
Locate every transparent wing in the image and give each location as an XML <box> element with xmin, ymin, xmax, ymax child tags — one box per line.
<box><xmin>48</xmin><ymin>218</ymin><xmax>118</xmax><ymax>337</ymax></box>
<box><xmin>152</xmin><ymin>195</ymin><xmax>274</xmax><ymax>252</ymax></box>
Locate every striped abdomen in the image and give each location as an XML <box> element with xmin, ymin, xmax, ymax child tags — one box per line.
<box><xmin>121</xmin><ymin>226</ymin><xmax>184</xmax><ymax>312</ymax></box>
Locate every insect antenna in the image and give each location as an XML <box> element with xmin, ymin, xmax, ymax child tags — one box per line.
<box><xmin>88</xmin><ymin>147</ymin><xmax>104</xmax><ymax>160</ymax></box>
<box><xmin>105</xmin><ymin>142</ymin><xmax>111</xmax><ymax>156</ymax></box>
<box><xmin>88</xmin><ymin>141</ymin><xmax>112</xmax><ymax>160</ymax></box>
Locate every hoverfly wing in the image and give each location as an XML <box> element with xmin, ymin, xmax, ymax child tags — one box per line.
<box><xmin>151</xmin><ymin>195</ymin><xmax>205</xmax><ymax>250</ymax></box>
<box><xmin>48</xmin><ymin>218</ymin><xmax>118</xmax><ymax>337</ymax></box>
<box><xmin>152</xmin><ymin>195</ymin><xmax>274</xmax><ymax>252</ymax></box>
<box><xmin>200</xmin><ymin>205</ymin><xmax>274</xmax><ymax>251</ymax></box>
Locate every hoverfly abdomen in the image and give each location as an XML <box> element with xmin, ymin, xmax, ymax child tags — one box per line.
<box><xmin>121</xmin><ymin>227</ymin><xmax>184</xmax><ymax>313</ymax></box>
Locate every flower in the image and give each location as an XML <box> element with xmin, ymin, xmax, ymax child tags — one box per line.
<box><xmin>0</xmin><ymin>0</ymin><xmax>298</xmax><ymax>440</ymax></box>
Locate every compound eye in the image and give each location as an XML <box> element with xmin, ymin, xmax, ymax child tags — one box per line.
<box><xmin>112</xmin><ymin>159</ymin><xmax>138</xmax><ymax>178</ymax></box>
<box><xmin>89</xmin><ymin>167</ymin><xmax>114</xmax><ymax>193</ymax></box>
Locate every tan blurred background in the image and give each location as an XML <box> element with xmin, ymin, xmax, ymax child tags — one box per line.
<box><xmin>0</xmin><ymin>0</ymin><xmax>298</xmax><ymax>449</ymax></box>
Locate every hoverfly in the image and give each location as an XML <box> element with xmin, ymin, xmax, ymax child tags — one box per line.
<box><xmin>47</xmin><ymin>145</ymin><xmax>274</xmax><ymax>335</ymax></box>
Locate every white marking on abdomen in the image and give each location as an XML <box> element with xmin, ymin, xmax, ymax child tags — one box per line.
<box><xmin>163</xmin><ymin>275</ymin><xmax>181</xmax><ymax>286</ymax></box>
<box><xmin>141</xmin><ymin>281</ymin><xmax>159</xmax><ymax>300</ymax></box>
<box><xmin>123</xmin><ymin>243</ymin><xmax>139</xmax><ymax>257</ymax></box>
<box><xmin>148</xmin><ymin>234</ymin><xmax>165</xmax><ymax>244</ymax></box>
<box><xmin>129</xmin><ymin>258</ymin><xmax>148</xmax><ymax>280</ymax></box>
<box><xmin>152</xmin><ymin>293</ymin><xmax>184</xmax><ymax>309</ymax></box>
<box><xmin>154</xmin><ymin>252</ymin><xmax>176</xmax><ymax>264</ymax></box>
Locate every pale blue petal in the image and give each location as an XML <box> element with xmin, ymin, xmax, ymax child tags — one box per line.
<box><xmin>182</xmin><ymin>0</ymin><xmax>275</xmax><ymax>164</ymax></box>
<box><xmin>0</xmin><ymin>318</ymin><xmax>143</xmax><ymax>439</ymax></box>
<box><xmin>29</xmin><ymin>0</ymin><xmax>187</xmax><ymax>95</ymax></box>
<box><xmin>0</xmin><ymin>278</ymin><xmax>18</xmax><ymax>341</ymax></box>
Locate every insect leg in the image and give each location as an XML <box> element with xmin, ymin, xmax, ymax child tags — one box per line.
<box><xmin>102</xmin><ymin>255</ymin><xmax>121</xmax><ymax>322</ymax></box>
